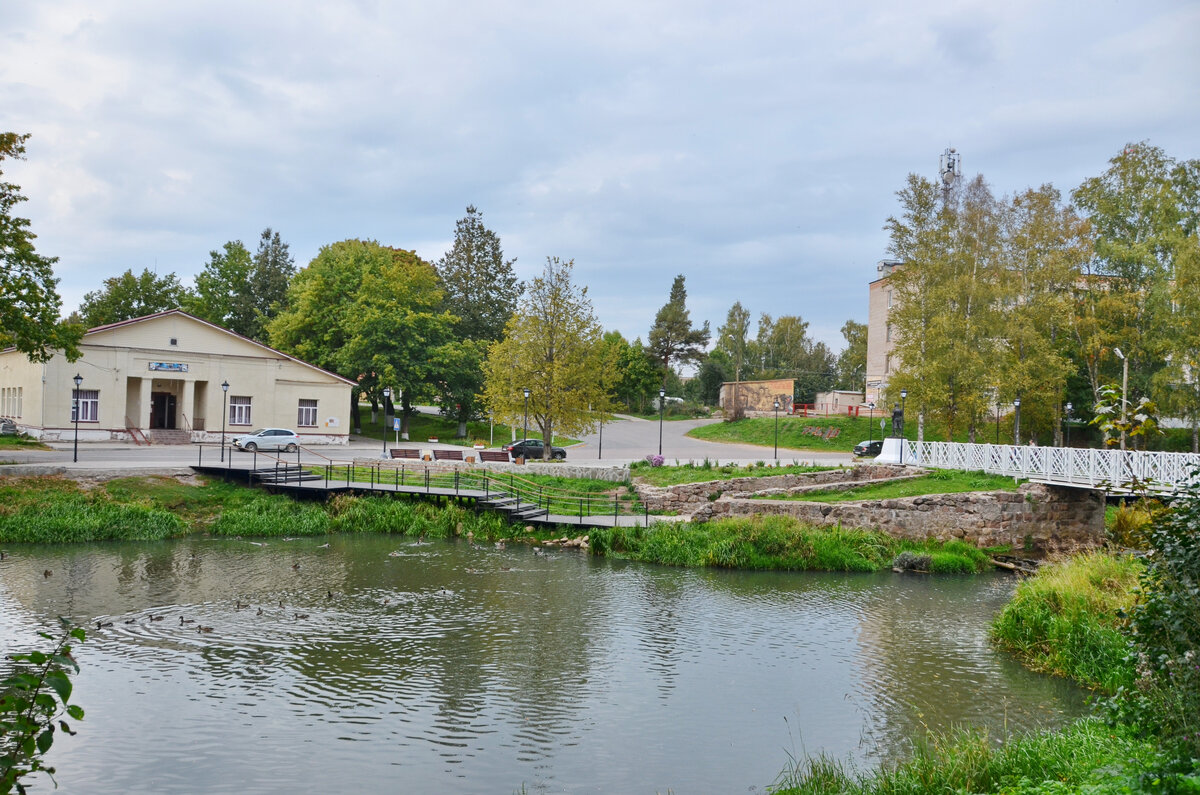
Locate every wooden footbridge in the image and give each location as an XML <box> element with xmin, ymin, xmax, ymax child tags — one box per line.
<box><xmin>192</xmin><ymin>447</ymin><xmax>653</xmax><ymax>529</ymax></box>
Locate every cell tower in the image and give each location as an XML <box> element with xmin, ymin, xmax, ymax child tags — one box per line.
<box><xmin>939</xmin><ymin>146</ymin><xmax>961</xmax><ymax>201</ymax></box>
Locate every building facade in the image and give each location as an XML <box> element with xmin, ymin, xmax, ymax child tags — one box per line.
<box><xmin>0</xmin><ymin>310</ymin><xmax>354</xmax><ymax>444</ymax></box>
<box><xmin>865</xmin><ymin>259</ymin><xmax>902</xmax><ymax>407</ymax></box>
<box><xmin>718</xmin><ymin>379</ymin><xmax>795</xmax><ymax>414</ymax></box>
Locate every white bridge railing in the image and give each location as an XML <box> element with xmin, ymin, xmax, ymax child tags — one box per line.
<box><xmin>904</xmin><ymin>441</ymin><xmax>1200</xmax><ymax>494</ymax></box>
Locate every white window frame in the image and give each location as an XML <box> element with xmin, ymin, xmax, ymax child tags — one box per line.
<box><xmin>71</xmin><ymin>389</ymin><xmax>99</xmax><ymax>422</ymax></box>
<box><xmin>229</xmin><ymin>396</ymin><xmax>252</xmax><ymax>426</ymax></box>
<box><xmin>298</xmin><ymin>399</ymin><xmax>317</xmax><ymax>427</ymax></box>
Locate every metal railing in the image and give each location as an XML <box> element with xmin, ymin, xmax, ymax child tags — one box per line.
<box><xmin>904</xmin><ymin>441</ymin><xmax>1200</xmax><ymax>493</ymax></box>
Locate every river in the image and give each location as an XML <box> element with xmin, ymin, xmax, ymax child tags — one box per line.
<box><xmin>0</xmin><ymin>535</ymin><xmax>1089</xmax><ymax>793</ymax></box>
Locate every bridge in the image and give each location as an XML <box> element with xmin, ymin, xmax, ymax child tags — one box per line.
<box><xmin>887</xmin><ymin>439</ymin><xmax>1200</xmax><ymax>495</ymax></box>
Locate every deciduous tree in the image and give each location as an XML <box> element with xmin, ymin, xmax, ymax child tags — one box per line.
<box><xmin>78</xmin><ymin>268</ymin><xmax>188</xmax><ymax>328</ymax></box>
<box><xmin>482</xmin><ymin>258</ymin><xmax>614</xmax><ymax>457</ymax></box>
<box><xmin>0</xmin><ymin>133</ymin><xmax>81</xmax><ymax>361</ymax></box>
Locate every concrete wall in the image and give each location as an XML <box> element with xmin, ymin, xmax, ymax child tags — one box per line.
<box><xmin>865</xmin><ymin>260</ymin><xmax>901</xmax><ymax>407</ymax></box>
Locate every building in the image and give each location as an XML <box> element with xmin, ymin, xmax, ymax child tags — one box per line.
<box><xmin>865</xmin><ymin>259</ymin><xmax>902</xmax><ymax>406</ymax></box>
<box><xmin>0</xmin><ymin>309</ymin><xmax>354</xmax><ymax>444</ymax></box>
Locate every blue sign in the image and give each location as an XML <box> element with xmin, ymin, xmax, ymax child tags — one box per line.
<box><xmin>149</xmin><ymin>362</ymin><xmax>188</xmax><ymax>372</ymax></box>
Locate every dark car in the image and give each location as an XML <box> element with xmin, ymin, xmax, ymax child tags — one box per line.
<box><xmin>504</xmin><ymin>439</ymin><xmax>566</xmax><ymax>460</ymax></box>
<box><xmin>853</xmin><ymin>439</ymin><xmax>884</xmax><ymax>458</ymax></box>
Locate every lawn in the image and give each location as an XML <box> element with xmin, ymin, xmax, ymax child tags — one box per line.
<box><xmin>0</xmin><ymin>433</ymin><xmax>51</xmax><ymax>450</ymax></box>
<box><xmin>630</xmin><ymin>460</ymin><xmax>838</xmax><ymax>486</ymax></box>
<box><xmin>688</xmin><ymin>414</ymin><xmax>1024</xmax><ymax>453</ymax></box>
<box><xmin>755</xmin><ymin>469</ymin><xmax>1020</xmax><ymax>502</ymax></box>
<box><xmin>352</xmin><ymin>410</ymin><xmax>580</xmax><ymax>448</ymax></box>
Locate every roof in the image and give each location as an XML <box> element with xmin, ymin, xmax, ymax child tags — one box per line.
<box><xmin>82</xmin><ymin>308</ymin><xmax>357</xmax><ymax>386</ymax></box>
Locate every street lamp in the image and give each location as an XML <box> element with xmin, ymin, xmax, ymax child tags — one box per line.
<box><xmin>523</xmin><ymin>387</ymin><xmax>530</xmax><ymax>450</ymax></box>
<box><xmin>995</xmin><ymin>397</ymin><xmax>1001</xmax><ymax>445</ymax></box>
<box><xmin>1013</xmin><ymin>397</ymin><xmax>1021</xmax><ymax>445</ymax></box>
<box><xmin>899</xmin><ymin>388</ymin><xmax>907</xmax><ymax>464</ymax></box>
<box><xmin>1114</xmin><ymin>347</ymin><xmax>1129</xmax><ymax>451</ymax></box>
<box><xmin>72</xmin><ymin>373</ymin><xmax>82</xmax><ymax>463</ymax></box>
<box><xmin>381</xmin><ymin>386</ymin><xmax>391</xmax><ymax>458</ymax></box>
<box><xmin>658</xmin><ymin>388</ymin><xmax>666</xmax><ymax>456</ymax></box>
<box><xmin>868</xmin><ymin>401</ymin><xmax>875</xmax><ymax>448</ymax></box>
<box><xmin>1064</xmin><ymin>402</ymin><xmax>1073</xmax><ymax>448</ymax></box>
<box><xmin>773</xmin><ymin>399</ymin><xmax>780</xmax><ymax>459</ymax></box>
<box><xmin>220</xmin><ymin>380</ymin><xmax>229</xmax><ymax>462</ymax></box>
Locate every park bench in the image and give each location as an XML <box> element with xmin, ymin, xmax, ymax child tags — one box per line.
<box><xmin>477</xmin><ymin>450</ymin><xmax>510</xmax><ymax>463</ymax></box>
<box><xmin>432</xmin><ymin>449</ymin><xmax>464</xmax><ymax>461</ymax></box>
<box><xmin>389</xmin><ymin>448</ymin><xmax>420</xmax><ymax>459</ymax></box>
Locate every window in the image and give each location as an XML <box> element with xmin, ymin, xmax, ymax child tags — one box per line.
<box><xmin>71</xmin><ymin>389</ymin><xmax>99</xmax><ymax>422</ymax></box>
<box><xmin>885</xmin><ymin>355</ymin><xmax>892</xmax><ymax>374</ymax></box>
<box><xmin>298</xmin><ymin>399</ymin><xmax>317</xmax><ymax>427</ymax></box>
<box><xmin>1</xmin><ymin>386</ymin><xmax>22</xmax><ymax>418</ymax></box>
<box><xmin>229</xmin><ymin>396</ymin><xmax>252</xmax><ymax>426</ymax></box>
<box><xmin>887</xmin><ymin>289</ymin><xmax>893</xmax><ymax>308</ymax></box>
<box><xmin>886</xmin><ymin>323</ymin><xmax>892</xmax><ymax>342</ymax></box>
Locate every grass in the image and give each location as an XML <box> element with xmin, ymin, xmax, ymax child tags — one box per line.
<box><xmin>631</xmin><ymin>460</ymin><xmax>838</xmax><ymax>487</ymax></box>
<box><xmin>0</xmin><ymin>476</ymin><xmax>186</xmax><ymax>543</ymax></box>
<box><xmin>352</xmin><ymin>410</ymin><xmax>579</xmax><ymax>448</ymax></box>
<box><xmin>589</xmin><ymin>515</ymin><xmax>991</xmax><ymax>573</ymax></box>
<box><xmin>772</xmin><ymin>718</ymin><xmax>1165</xmax><ymax>795</ymax></box>
<box><xmin>0</xmin><ymin>433</ymin><xmax>51</xmax><ymax>450</ymax></box>
<box><xmin>758</xmin><ymin>470</ymin><xmax>1020</xmax><ymax>502</ymax></box>
<box><xmin>990</xmin><ymin>552</ymin><xmax>1141</xmax><ymax>692</ymax></box>
<box><xmin>688</xmin><ymin>414</ymin><xmax>1022</xmax><ymax>453</ymax></box>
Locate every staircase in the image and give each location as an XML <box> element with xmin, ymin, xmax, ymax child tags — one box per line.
<box><xmin>253</xmin><ymin>465</ymin><xmax>325</xmax><ymax>485</ymax></box>
<box><xmin>148</xmin><ymin>429</ymin><xmax>192</xmax><ymax>445</ymax></box>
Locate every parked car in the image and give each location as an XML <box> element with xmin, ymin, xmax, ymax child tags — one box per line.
<box><xmin>504</xmin><ymin>439</ymin><xmax>566</xmax><ymax>460</ymax></box>
<box><xmin>853</xmin><ymin>439</ymin><xmax>884</xmax><ymax>458</ymax></box>
<box><xmin>232</xmin><ymin>428</ymin><xmax>301</xmax><ymax>452</ymax></box>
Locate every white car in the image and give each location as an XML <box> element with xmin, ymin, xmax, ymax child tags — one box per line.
<box><xmin>232</xmin><ymin>428</ymin><xmax>301</xmax><ymax>452</ymax></box>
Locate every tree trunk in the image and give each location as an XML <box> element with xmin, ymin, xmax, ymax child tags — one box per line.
<box><xmin>917</xmin><ymin>409</ymin><xmax>925</xmax><ymax>444</ymax></box>
<box><xmin>351</xmin><ymin>391</ymin><xmax>362</xmax><ymax>434</ymax></box>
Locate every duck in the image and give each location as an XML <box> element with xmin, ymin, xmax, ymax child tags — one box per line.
<box><xmin>494</xmin><ymin>541</ymin><xmax>506</xmax><ymax>550</ymax></box>
<box><xmin>294</xmin><ymin>613</ymin><xmax>309</xmax><ymax>620</ymax></box>
<box><xmin>197</xmin><ymin>625</ymin><xmax>214</xmax><ymax>633</ymax></box>
<box><xmin>292</xmin><ymin>563</ymin><xmax>301</xmax><ymax>571</ymax></box>
<box><xmin>124</xmin><ymin>618</ymin><xmax>136</xmax><ymax>625</ymax></box>
<box><xmin>256</xmin><ymin>607</ymin><xmax>264</xmax><ymax>616</ymax></box>
<box><xmin>180</xmin><ymin>617</ymin><xmax>195</xmax><ymax>625</ymax></box>
<box><xmin>43</xmin><ymin>569</ymin><xmax>52</xmax><ymax>578</ymax></box>
<box><xmin>95</xmin><ymin>620</ymin><xmax>113</xmax><ymax>629</ymax></box>
<box><xmin>149</xmin><ymin>615</ymin><xmax>164</xmax><ymax>622</ymax></box>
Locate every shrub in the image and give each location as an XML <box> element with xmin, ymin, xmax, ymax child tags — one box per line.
<box><xmin>209</xmin><ymin>495</ymin><xmax>330</xmax><ymax>537</ymax></box>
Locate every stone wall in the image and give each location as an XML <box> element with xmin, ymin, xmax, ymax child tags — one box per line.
<box><xmin>636</xmin><ymin>465</ymin><xmax>910</xmax><ymax>513</ymax></box>
<box><xmin>689</xmin><ymin>484</ymin><xmax>1104</xmax><ymax>556</ymax></box>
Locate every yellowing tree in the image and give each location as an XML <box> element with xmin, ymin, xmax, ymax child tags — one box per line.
<box><xmin>482</xmin><ymin>258</ymin><xmax>614</xmax><ymax>458</ymax></box>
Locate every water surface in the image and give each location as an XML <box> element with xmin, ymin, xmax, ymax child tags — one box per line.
<box><xmin>0</xmin><ymin>536</ymin><xmax>1089</xmax><ymax>793</ymax></box>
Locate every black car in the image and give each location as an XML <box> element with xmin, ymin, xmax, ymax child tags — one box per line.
<box><xmin>504</xmin><ymin>439</ymin><xmax>566</xmax><ymax>460</ymax></box>
<box><xmin>853</xmin><ymin>439</ymin><xmax>884</xmax><ymax>458</ymax></box>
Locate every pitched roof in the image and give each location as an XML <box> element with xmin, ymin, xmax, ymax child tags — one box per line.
<box><xmin>83</xmin><ymin>308</ymin><xmax>356</xmax><ymax>386</ymax></box>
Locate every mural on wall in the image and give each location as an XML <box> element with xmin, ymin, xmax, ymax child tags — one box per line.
<box><xmin>720</xmin><ymin>380</ymin><xmax>794</xmax><ymax>413</ymax></box>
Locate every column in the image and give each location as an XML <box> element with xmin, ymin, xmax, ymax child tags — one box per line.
<box><xmin>139</xmin><ymin>378</ymin><xmax>152</xmax><ymax>429</ymax></box>
<box><xmin>181</xmin><ymin>379</ymin><xmax>195</xmax><ymax>435</ymax></box>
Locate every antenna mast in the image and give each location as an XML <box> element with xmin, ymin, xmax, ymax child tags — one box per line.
<box><xmin>939</xmin><ymin>146</ymin><xmax>961</xmax><ymax>201</ymax></box>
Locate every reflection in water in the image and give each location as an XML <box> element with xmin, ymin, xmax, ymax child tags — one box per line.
<box><xmin>0</xmin><ymin>536</ymin><xmax>1088</xmax><ymax>794</ymax></box>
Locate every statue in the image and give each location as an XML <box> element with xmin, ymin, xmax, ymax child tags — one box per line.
<box><xmin>891</xmin><ymin>404</ymin><xmax>903</xmax><ymax>437</ymax></box>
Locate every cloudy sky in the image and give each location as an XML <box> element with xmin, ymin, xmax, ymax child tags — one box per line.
<box><xmin>4</xmin><ymin>1</ymin><xmax>1198</xmax><ymax>350</ymax></box>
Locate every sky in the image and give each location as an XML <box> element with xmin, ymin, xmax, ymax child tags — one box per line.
<box><xmin>4</xmin><ymin>1</ymin><xmax>1198</xmax><ymax>352</ymax></box>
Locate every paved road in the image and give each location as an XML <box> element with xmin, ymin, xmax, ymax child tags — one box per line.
<box><xmin>0</xmin><ymin>416</ymin><xmax>853</xmax><ymax>473</ymax></box>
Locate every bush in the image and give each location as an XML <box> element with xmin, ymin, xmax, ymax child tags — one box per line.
<box><xmin>209</xmin><ymin>495</ymin><xmax>330</xmax><ymax>537</ymax></box>
<box><xmin>0</xmin><ymin>495</ymin><xmax>185</xmax><ymax>543</ymax></box>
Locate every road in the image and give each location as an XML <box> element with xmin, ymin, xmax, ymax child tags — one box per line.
<box><xmin>0</xmin><ymin>416</ymin><xmax>853</xmax><ymax>473</ymax></box>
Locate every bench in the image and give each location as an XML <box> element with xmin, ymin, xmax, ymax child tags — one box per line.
<box><xmin>477</xmin><ymin>450</ymin><xmax>510</xmax><ymax>463</ymax></box>
<box><xmin>432</xmin><ymin>449</ymin><xmax>464</xmax><ymax>461</ymax></box>
<box><xmin>389</xmin><ymin>448</ymin><xmax>420</xmax><ymax>459</ymax></box>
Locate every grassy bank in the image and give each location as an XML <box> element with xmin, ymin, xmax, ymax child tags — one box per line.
<box><xmin>352</xmin><ymin>410</ymin><xmax>580</xmax><ymax>448</ymax></box>
<box><xmin>990</xmin><ymin>552</ymin><xmax>1140</xmax><ymax>692</ymax></box>
<box><xmin>688</xmin><ymin>415</ymin><xmax>1020</xmax><ymax>453</ymax></box>
<box><xmin>631</xmin><ymin>459</ymin><xmax>838</xmax><ymax>486</ymax></box>
<box><xmin>763</xmin><ymin>470</ymin><xmax>1020</xmax><ymax>503</ymax></box>
<box><xmin>589</xmin><ymin>515</ymin><xmax>991</xmax><ymax>573</ymax></box>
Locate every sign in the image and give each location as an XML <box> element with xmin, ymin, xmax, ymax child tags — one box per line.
<box><xmin>393</xmin><ymin>418</ymin><xmax>401</xmax><ymax>431</ymax></box>
<box><xmin>326</xmin><ymin>417</ymin><xmax>340</xmax><ymax>427</ymax></box>
<box><xmin>149</xmin><ymin>362</ymin><xmax>188</xmax><ymax>372</ymax></box>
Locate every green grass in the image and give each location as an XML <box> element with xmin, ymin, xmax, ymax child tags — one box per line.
<box><xmin>772</xmin><ymin>718</ymin><xmax>1167</xmax><ymax>795</ymax></box>
<box><xmin>688</xmin><ymin>415</ymin><xmax>1023</xmax><ymax>453</ymax></box>
<box><xmin>352</xmin><ymin>410</ymin><xmax>579</xmax><ymax>448</ymax></box>
<box><xmin>0</xmin><ymin>433</ymin><xmax>51</xmax><ymax>449</ymax></box>
<box><xmin>630</xmin><ymin>460</ymin><xmax>837</xmax><ymax>487</ymax></box>
<box><xmin>990</xmin><ymin>552</ymin><xmax>1141</xmax><ymax>692</ymax></box>
<box><xmin>758</xmin><ymin>470</ymin><xmax>1021</xmax><ymax>502</ymax></box>
<box><xmin>0</xmin><ymin>476</ymin><xmax>186</xmax><ymax>543</ymax></box>
<box><xmin>589</xmin><ymin>516</ymin><xmax>991</xmax><ymax>573</ymax></box>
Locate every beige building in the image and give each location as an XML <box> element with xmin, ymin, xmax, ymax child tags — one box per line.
<box><xmin>865</xmin><ymin>259</ymin><xmax>902</xmax><ymax>406</ymax></box>
<box><xmin>0</xmin><ymin>310</ymin><xmax>354</xmax><ymax>444</ymax></box>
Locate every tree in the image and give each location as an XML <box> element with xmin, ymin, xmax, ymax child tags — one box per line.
<box><xmin>0</xmin><ymin>133</ymin><xmax>81</xmax><ymax>361</ymax></box>
<box><xmin>249</xmin><ymin>228</ymin><xmax>296</xmax><ymax>339</ymax></box>
<box><xmin>835</xmin><ymin>319</ymin><xmax>867</xmax><ymax>393</ymax></box>
<box><xmin>601</xmin><ymin>331</ymin><xmax>660</xmax><ymax>413</ymax></box>
<box><xmin>482</xmin><ymin>258</ymin><xmax>614</xmax><ymax>458</ymax></box>
<box><xmin>436</xmin><ymin>206</ymin><xmax>522</xmax><ymax>343</ymax></box>
<box><xmin>648</xmin><ymin>274</ymin><xmax>710</xmax><ymax>387</ymax></box>
<box><xmin>78</xmin><ymin>268</ymin><xmax>188</xmax><ymax>328</ymax></box>
<box><xmin>434</xmin><ymin>206</ymin><xmax>522</xmax><ymax>433</ymax></box>
<box><xmin>714</xmin><ymin>301</ymin><xmax>754</xmax><ymax>381</ymax></box>
<box><xmin>756</xmin><ymin>314</ymin><xmax>836</xmax><ymax>403</ymax></box>
<box><xmin>185</xmin><ymin>241</ymin><xmax>258</xmax><ymax>338</ymax></box>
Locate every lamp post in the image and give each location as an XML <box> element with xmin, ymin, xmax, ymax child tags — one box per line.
<box><xmin>523</xmin><ymin>387</ymin><xmax>530</xmax><ymax>448</ymax></box>
<box><xmin>381</xmin><ymin>386</ymin><xmax>391</xmax><ymax>458</ymax></box>
<box><xmin>658</xmin><ymin>388</ymin><xmax>666</xmax><ymax>456</ymax></box>
<box><xmin>1064</xmin><ymin>402</ymin><xmax>1072</xmax><ymax>448</ymax></box>
<box><xmin>220</xmin><ymin>380</ymin><xmax>229</xmax><ymax>462</ymax></box>
<box><xmin>72</xmin><ymin>373</ymin><xmax>82</xmax><ymax>463</ymax></box>
<box><xmin>899</xmin><ymin>388</ymin><xmax>907</xmax><ymax>465</ymax></box>
<box><xmin>1013</xmin><ymin>397</ymin><xmax>1021</xmax><ymax>445</ymax></box>
<box><xmin>868</xmin><ymin>401</ymin><xmax>875</xmax><ymax>447</ymax></box>
<box><xmin>995</xmin><ymin>397</ymin><xmax>1001</xmax><ymax>445</ymax></box>
<box><xmin>773</xmin><ymin>399</ymin><xmax>780</xmax><ymax>459</ymax></box>
<box><xmin>1114</xmin><ymin>347</ymin><xmax>1129</xmax><ymax>451</ymax></box>
<box><xmin>598</xmin><ymin>411</ymin><xmax>603</xmax><ymax>460</ymax></box>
